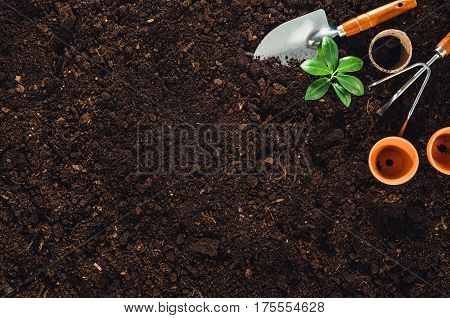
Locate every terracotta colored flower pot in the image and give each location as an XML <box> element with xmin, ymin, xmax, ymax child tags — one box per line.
<box><xmin>369</xmin><ymin>137</ymin><xmax>419</xmax><ymax>185</ymax></box>
<box><xmin>427</xmin><ymin>127</ymin><xmax>450</xmax><ymax>175</ymax></box>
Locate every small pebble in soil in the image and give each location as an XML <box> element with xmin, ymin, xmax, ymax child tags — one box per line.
<box><xmin>246</xmin><ymin>176</ymin><xmax>259</xmax><ymax>188</ymax></box>
<box><xmin>79</xmin><ymin>113</ymin><xmax>91</xmax><ymax>124</ymax></box>
<box><xmin>135</xmin><ymin>206</ymin><xmax>142</xmax><ymax>215</ymax></box>
<box><xmin>190</xmin><ymin>238</ymin><xmax>220</xmax><ymax>257</ymax></box>
<box><xmin>272</xmin><ymin>83</ymin><xmax>287</xmax><ymax>95</ymax></box>
<box><xmin>257</xmin><ymin>78</ymin><xmax>266</xmax><ymax>91</ymax></box>
<box><xmin>325</xmin><ymin>129</ymin><xmax>344</xmax><ymax>142</ymax></box>
<box><xmin>236</xmin><ymin>48</ymin><xmax>249</xmax><ymax>67</ymax></box>
<box><xmin>58</xmin><ymin>4</ymin><xmax>76</xmax><ymax>29</ymax></box>
<box><xmin>213</xmin><ymin>147</ymin><xmax>222</xmax><ymax>158</ymax></box>
<box><xmin>72</xmin><ymin>164</ymin><xmax>83</xmax><ymax>171</ymax></box>
<box><xmin>176</xmin><ymin>234</ymin><xmax>186</xmax><ymax>245</ymax></box>
<box><xmin>55</xmin><ymin>117</ymin><xmax>66</xmax><ymax>125</ymax></box>
<box><xmin>15</xmin><ymin>84</ymin><xmax>25</xmax><ymax>93</ymax></box>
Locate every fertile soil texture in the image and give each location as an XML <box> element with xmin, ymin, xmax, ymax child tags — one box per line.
<box><xmin>0</xmin><ymin>0</ymin><xmax>449</xmax><ymax>297</ymax></box>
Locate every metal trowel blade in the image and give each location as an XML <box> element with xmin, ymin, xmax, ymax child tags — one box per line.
<box><xmin>254</xmin><ymin>9</ymin><xmax>329</xmax><ymax>65</ymax></box>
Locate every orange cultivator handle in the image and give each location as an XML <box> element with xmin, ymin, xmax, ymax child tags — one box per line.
<box><xmin>339</xmin><ymin>0</ymin><xmax>417</xmax><ymax>37</ymax></box>
<box><xmin>436</xmin><ymin>32</ymin><xmax>450</xmax><ymax>57</ymax></box>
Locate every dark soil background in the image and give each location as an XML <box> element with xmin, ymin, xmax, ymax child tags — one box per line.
<box><xmin>0</xmin><ymin>0</ymin><xmax>449</xmax><ymax>297</ymax></box>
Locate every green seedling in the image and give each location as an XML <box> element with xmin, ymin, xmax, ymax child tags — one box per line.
<box><xmin>300</xmin><ymin>37</ymin><xmax>364</xmax><ymax>107</ymax></box>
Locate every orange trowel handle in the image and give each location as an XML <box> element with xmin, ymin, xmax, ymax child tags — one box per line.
<box><xmin>339</xmin><ymin>0</ymin><xmax>417</xmax><ymax>37</ymax></box>
<box><xmin>436</xmin><ymin>32</ymin><xmax>450</xmax><ymax>57</ymax></box>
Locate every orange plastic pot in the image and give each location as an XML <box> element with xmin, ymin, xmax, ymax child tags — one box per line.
<box><xmin>427</xmin><ymin>127</ymin><xmax>450</xmax><ymax>175</ymax></box>
<box><xmin>368</xmin><ymin>136</ymin><xmax>419</xmax><ymax>185</ymax></box>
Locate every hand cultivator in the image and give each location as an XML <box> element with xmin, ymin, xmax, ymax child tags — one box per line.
<box><xmin>369</xmin><ymin>32</ymin><xmax>450</xmax><ymax>137</ymax></box>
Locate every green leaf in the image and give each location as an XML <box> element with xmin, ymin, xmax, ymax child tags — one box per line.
<box><xmin>336</xmin><ymin>56</ymin><xmax>364</xmax><ymax>73</ymax></box>
<box><xmin>332</xmin><ymin>83</ymin><xmax>351</xmax><ymax>107</ymax></box>
<box><xmin>322</xmin><ymin>37</ymin><xmax>339</xmax><ymax>71</ymax></box>
<box><xmin>336</xmin><ymin>74</ymin><xmax>364</xmax><ymax>96</ymax></box>
<box><xmin>305</xmin><ymin>78</ymin><xmax>330</xmax><ymax>101</ymax></box>
<box><xmin>316</xmin><ymin>46</ymin><xmax>326</xmax><ymax>63</ymax></box>
<box><xmin>300</xmin><ymin>60</ymin><xmax>332</xmax><ymax>76</ymax></box>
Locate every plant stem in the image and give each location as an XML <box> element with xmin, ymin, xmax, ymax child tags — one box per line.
<box><xmin>330</xmin><ymin>70</ymin><xmax>339</xmax><ymax>80</ymax></box>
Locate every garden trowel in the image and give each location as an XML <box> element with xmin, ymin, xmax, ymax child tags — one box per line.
<box><xmin>254</xmin><ymin>0</ymin><xmax>417</xmax><ymax>65</ymax></box>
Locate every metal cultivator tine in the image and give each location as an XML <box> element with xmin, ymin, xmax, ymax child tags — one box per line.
<box><xmin>368</xmin><ymin>62</ymin><xmax>433</xmax><ymax>117</ymax></box>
